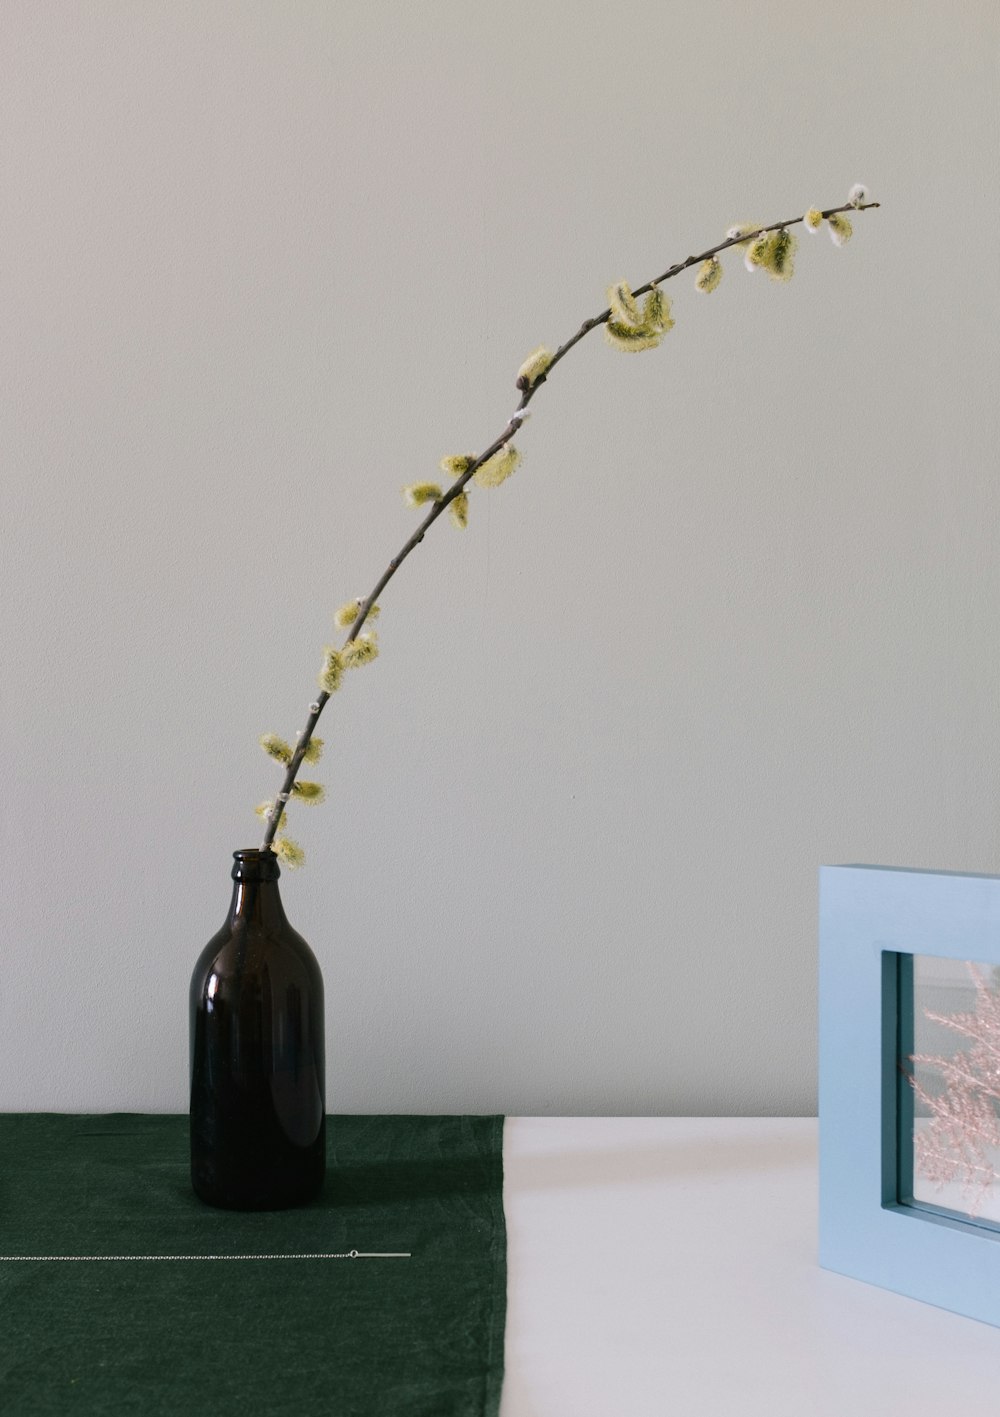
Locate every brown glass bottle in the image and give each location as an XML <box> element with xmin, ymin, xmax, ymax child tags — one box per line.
<box><xmin>189</xmin><ymin>849</ymin><xmax>326</xmax><ymax>1209</ymax></box>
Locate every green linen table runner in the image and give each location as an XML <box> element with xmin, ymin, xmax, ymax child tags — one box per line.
<box><xmin>0</xmin><ymin>1113</ymin><xmax>506</xmax><ymax>1416</ymax></box>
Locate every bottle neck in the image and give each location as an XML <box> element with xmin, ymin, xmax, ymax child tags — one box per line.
<box><xmin>226</xmin><ymin>850</ymin><xmax>288</xmax><ymax>931</ymax></box>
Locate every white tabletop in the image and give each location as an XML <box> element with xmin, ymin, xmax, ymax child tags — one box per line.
<box><xmin>500</xmin><ymin>1117</ymin><xmax>1000</xmax><ymax>1417</ymax></box>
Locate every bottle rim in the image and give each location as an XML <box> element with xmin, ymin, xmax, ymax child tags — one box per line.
<box><xmin>231</xmin><ymin>848</ymin><xmax>281</xmax><ymax>881</ymax></box>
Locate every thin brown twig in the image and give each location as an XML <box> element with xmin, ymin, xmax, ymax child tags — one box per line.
<box><xmin>261</xmin><ymin>197</ymin><xmax>881</xmax><ymax>851</ymax></box>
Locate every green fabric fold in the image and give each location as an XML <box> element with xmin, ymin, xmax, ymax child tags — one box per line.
<box><xmin>0</xmin><ymin>1113</ymin><xmax>506</xmax><ymax>1417</ymax></box>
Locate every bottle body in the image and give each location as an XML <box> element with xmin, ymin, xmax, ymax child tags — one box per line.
<box><xmin>189</xmin><ymin>849</ymin><xmax>325</xmax><ymax>1209</ymax></box>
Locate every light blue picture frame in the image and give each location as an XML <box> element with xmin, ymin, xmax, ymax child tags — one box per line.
<box><xmin>819</xmin><ymin>863</ymin><xmax>1000</xmax><ymax>1326</ymax></box>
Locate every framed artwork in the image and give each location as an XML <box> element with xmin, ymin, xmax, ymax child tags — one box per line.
<box><xmin>819</xmin><ymin>864</ymin><xmax>1000</xmax><ymax>1325</ymax></box>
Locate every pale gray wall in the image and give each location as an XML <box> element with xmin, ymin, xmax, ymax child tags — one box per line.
<box><xmin>2</xmin><ymin>1</ymin><xmax>998</xmax><ymax>1115</ymax></box>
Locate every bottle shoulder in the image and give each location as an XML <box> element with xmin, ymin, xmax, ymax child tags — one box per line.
<box><xmin>190</xmin><ymin>920</ymin><xmax>323</xmax><ymax>991</ymax></box>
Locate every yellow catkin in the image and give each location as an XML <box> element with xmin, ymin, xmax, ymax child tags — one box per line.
<box><xmin>292</xmin><ymin>781</ymin><xmax>325</xmax><ymax>804</ymax></box>
<box><xmin>450</xmin><ymin>491</ymin><xmax>469</xmax><ymax>529</ymax></box>
<box><xmin>440</xmin><ymin>454</ymin><xmax>475</xmax><ymax>478</ymax></box>
<box><xmin>333</xmin><ymin>601</ymin><xmax>359</xmax><ymax>628</ymax></box>
<box><xmin>827</xmin><ymin>212</ymin><xmax>853</xmax><ymax>247</ymax></box>
<box><xmin>604</xmin><ymin>320</ymin><xmax>663</xmax><ymax>353</ymax></box>
<box><xmin>744</xmin><ymin>233</ymin><xmax>771</xmax><ymax>271</ymax></box>
<box><xmin>273</xmin><ymin>836</ymin><xmax>305</xmax><ymax>868</ymax></box>
<box><xmin>318</xmin><ymin>646</ymin><xmax>345</xmax><ymax>694</ymax></box>
<box><xmin>766</xmin><ymin>228</ymin><xmax>797</xmax><ymax>281</ymax></box>
<box><xmin>641</xmin><ymin>286</ymin><xmax>673</xmax><ymax>333</ymax></box>
<box><xmin>607</xmin><ymin>281</ymin><xmax>642</xmax><ymax>327</ymax></box>
<box><xmin>474</xmin><ymin>445</ymin><xmax>521</xmax><ymax>488</ymax></box>
<box><xmin>259</xmin><ymin>733</ymin><xmax>292</xmax><ymax>765</ymax></box>
<box><xmin>695</xmin><ymin>257</ymin><xmax>723</xmax><ymax>293</ymax></box>
<box><xmin>403</xmin><ymin>482</ymin><xmax>442</xmax><ymax>507</ymax></box>
<box><xmin>301</xmin><ymin>736</ymin><xmax>324</xmax><ymax>764</ymax></box>
<box><xmin>343</xmin><ymin>634</ymin><xmax>378</xmax><ymax>668</ymax></box>
<box><xmin>516</xmin><ymin>345</ymin><xmax>554</xmax><ymax>389</ymax></box>
<box><xmin>804</xmin><ymin>207</ymin><xmax>823</xmax><ymax>233</ymax></box>
<box><xmin>727</xmin><ymin>223</ymin><xmax>759</xmax><ymax>247</ymax></box>
<box><xmin>255</xmin><ymin>800</ymin><xmax>281</xmax><ymax>823</ymax></box>
<box><xmin>334</xmin><ymin>600</ymin><xmax>380</xmax><ymax>630</ymax></box>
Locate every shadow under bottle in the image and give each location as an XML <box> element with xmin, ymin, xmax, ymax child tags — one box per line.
<box><xmin>189</xmin><ymin>848</ymin><xmax>325</xmax><ymax>1209</ymax></box>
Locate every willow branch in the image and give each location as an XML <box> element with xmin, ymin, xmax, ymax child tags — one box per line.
<box><xmin>260</xmin><ymin>197</ymin><xmax>881</xmax><ymax>850</ymax></box>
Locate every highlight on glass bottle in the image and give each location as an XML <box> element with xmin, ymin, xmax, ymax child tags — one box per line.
<box><xmin>189</xmin><ymin>848</ymin><xmax>326</xmax><ymax>1210</ymax></box>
